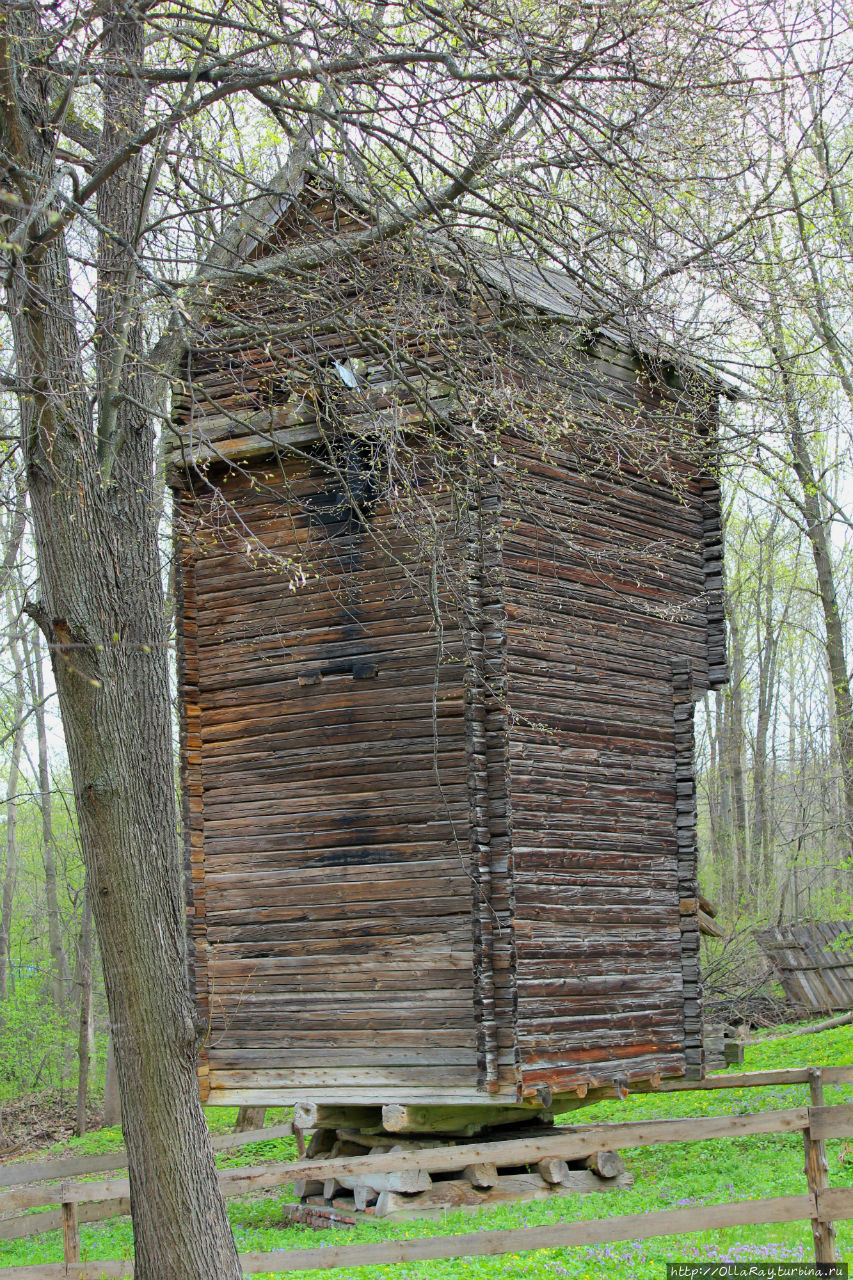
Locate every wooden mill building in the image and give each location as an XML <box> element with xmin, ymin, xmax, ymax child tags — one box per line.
<box><xmin>169</xmin><ymin>178</ymin><xmax>729</xmax><ymax>1127</ymax></box>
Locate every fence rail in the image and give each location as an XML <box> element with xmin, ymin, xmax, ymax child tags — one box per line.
<box><xmin>1</xmin><ymin>1065</ymin><xmax>851</xmax><ymax>1277</ymax></box>
<box><xmin>0</xmin><ymin>1124</ymin><xmax>294</xmax><ymax>1190</ymax></box>
<box><xmin>657</xmin><ymin>1063</ymin><xmax>853</xmax><ymax>1092</ymax></box>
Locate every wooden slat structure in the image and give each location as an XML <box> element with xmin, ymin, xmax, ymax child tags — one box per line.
<box><xmin>756</xmin><ymin>920</ymin><xmax>853</xmax><ymax>1014</ymax></box>
<box><xmin>169</xmin><ymin>176</ymin><xmax>730</xmax><ymax>1118</ymax></box>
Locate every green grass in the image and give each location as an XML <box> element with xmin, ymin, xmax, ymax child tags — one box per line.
<box><xmin>1</xmin><ymin>1025</ymin><xmax>851</xmax><ymax>1279</ymax></box>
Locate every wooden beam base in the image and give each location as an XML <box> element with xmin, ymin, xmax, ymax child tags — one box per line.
<box><xmin>293</xmin><ymin>1104</ymin><xmax>383</xmax><ymax>1132</ymax></box>
<box><xmin>294</xmin><ymin>1123</ymin><xmax>633</xmax><ymax>1222</ymax></box>
<box><xmin>381</xmin><ymin>1104</ymin><xmax>549</xmax><ymax>1135</ymax></box>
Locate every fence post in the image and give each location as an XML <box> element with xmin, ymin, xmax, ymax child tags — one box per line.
<box><xmin>804</xmin><ymin>1066</ymin><xmax>837</xmax><ymax>1264</ymax></box>
<box><xmin>60</xmin><ymin>1183</ymin><xmax>80</xmax><ymax>1268</ymax></box>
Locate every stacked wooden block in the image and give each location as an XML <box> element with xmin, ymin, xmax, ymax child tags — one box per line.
<box><xmin>292</xmin><ymin>1116</ymin><xmax>633</xmax><ymax>1221</ymax></box>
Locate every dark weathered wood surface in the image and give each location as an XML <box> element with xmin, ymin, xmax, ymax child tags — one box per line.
<box><xmin>176</xmin><ymin>458</ymin><xmax>489</xmax><ymax>1102</ymax></box>
<box><xmin>803</xmin><ymin>1068</ymin><xmax>837</xmax><ymax>1263</ymax></box>
<box><xmin>170</xmin><ymin>207</ymin><xmax>728</xmax><ymax>1108</ymax></box>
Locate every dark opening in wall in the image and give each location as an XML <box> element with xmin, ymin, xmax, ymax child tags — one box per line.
<box><xmin>306</xmin><ymin>434</ymin><xmax>378</xmax><ymax>537</ymax></box>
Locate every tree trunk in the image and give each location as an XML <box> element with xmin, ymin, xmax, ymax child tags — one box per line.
<box><xmin>103</xmin><ymin>1031</ymin><xmax>122</xmax><ymax>1129</ymax></box>
<box><xmin>703</xmin><ymin>693</ymin><xmax>723</xmax><ymax>873</ymax></box>
<box><xmin>0</xmin><ymin>9</ymin><xmax>241</xmax><ymax>1277</ymax></box>
<box><xmin>752</xmin><ymin>556</ymin><xmax>783</xmax><ymax>893</ymax></box>
<box><xmin>724</xmin><ymin>607</ymin><xmax>749</xmax><ymax>898</ymax></box>
<box><xmin>27</xmin><ymin>628</ymin><xmax>71</xmax><ymax>1012</ymax></box>
<box><xmin>75</xmin><ymin>885</ymin><xmax>93</xmax><ymax>1136</ymax></box>
<box><xmin>234</xmin><ymin>1107</ymin><xmax>268</xmax><ymax>1133</ymax></box>
<box><xmin>772</xmin><ymin>321</ymin><xmax>853</xmax><ymax>858</ymax></box>
<box><xmin>0</xmin><ymin>623</ymin><xmax>25</xmax><ymax>1000</ymax></box>
<box><xmin>713</xmin><ymin>692</ymin><xmax>737</xmax><ymax>908</ymax></box>
<box><xmin>18</xmin><ymin>176</ymin><xmax>242</xmax><ymax>1280</ymax></box>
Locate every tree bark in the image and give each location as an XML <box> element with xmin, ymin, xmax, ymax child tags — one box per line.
<box><xmin>75</xmin><ymin>884</ymin><xmax>93</xmax><ymax>1137</ymax></box>
<box><xmin>703</xmin><ymin>692</ymin><xmax>725</xmax><ymax>889</ymax></box>
<box><xmin>713</xmin><ymin>692</ymin><xmax>737</xmax><ymax>908</ymax></box>
<box><xmin>0</xmin><ymin>8</ymin><xmax>240</xmax><ymax>1277</ymax></box>
<box><xmin>103</xmin><ymin>1032</ymin><xmax>123</xmax><ymax>1129</ymax></box>
<box><xmin>25</xmin><ymin>627</ymin><xmax>71</xmax><ymax>1013</ymax></box>
<box><xmin>0</xmin><ymin>621</ymin><xmax>25</xmax><ymax>1000</ymax></box>
<box><xmin>750</xmin><ymin>520</ymin><xmax>784</xmax><ymax>892</ymax></box>
<box><xmin>234</xmin><ymin>1107</ymin><xmax>268</xmax><ymax>1133</ymax></box>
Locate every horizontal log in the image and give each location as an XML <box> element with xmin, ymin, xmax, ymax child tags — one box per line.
<box><xmin>333</xmin><ymin>1164</ymin><xmax>432</xmax><ymax>1195</ymax></box>
<box><xmin>0</xmin><ymin>1153</ymin><xmax>127</xmax><ymax>1191</ymax></box>
<box><xmin>382</xmin><ymin>1104</ymin><xmax>540</xmax><ymax>1134</ymax></box>
<box><xmin>206</xmin><ymin>1084</ymin><xmax>522</xmax><ymax>1107</ymax></box>
<box><xmin>209</xmin><ymin>1048</ymin><xmax>478</xmax><ymax>1069</ymax></box>
<box><xmin>371</xmin><ymin>1169</ymin><xmax>628</xmax><ymax>1219</ymax></box>
<box><xmin>0</xmin><ymin>1266</ymin><xmax>135</xmax><ymax>1279</ymax></box>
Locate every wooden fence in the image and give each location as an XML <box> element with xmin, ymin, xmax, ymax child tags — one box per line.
<box><xmin>1</xmin><ymin>1067</ymin><xmax>852</xmax><ymax>1279</ymax></box>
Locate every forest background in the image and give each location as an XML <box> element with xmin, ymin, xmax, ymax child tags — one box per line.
<box><xmin>0</xmin><ymin>0</ymin><xmax>852</xmax><ymax>1133</ymax></box>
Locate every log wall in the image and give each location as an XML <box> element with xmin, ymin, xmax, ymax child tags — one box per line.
<box><xmin>497</xmin><ymin>430</ymin><xmax>715</xmax><ymax>1094</ymax></box>
<box><xmin>176</xmin><ymin>457</ymin><xmax>506</xmax><ymax>1104</ymax></box>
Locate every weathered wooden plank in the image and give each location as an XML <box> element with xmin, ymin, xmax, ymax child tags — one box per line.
<box><xmin>657</xmin><ymin>1065</ymin><xmax>853</xmax><ymax>1093</ymax></box>
<box><xmin>206</xmin><ymin>1086</ymin><xmax>523</xmax><ymax>1107</ymax></box>
<box><xmin>0</xmin><ymin>1124</ymin><xmax>294</xmax><ymax>1192</ymax></box>
<box><xmin>60</xmin><ymin>1202</ymin><xmax>79</xmax><ymax>1265</ymax></box>
<box><xmin>209</xmin><ymin>1067</ymin><xmax>478</xmax><ymax>1089</ymax></box>
<box><xmin>0</xmin><ymin>1198</ymin><xmax>130</xmax><ymax>1242</ymax></box>
<box><xmin>0</xmin><ymin>1265</ymin><xmax>135</xmax><ymax>1278</ymax></box>
<box><xmin>810</xmin><ymin>1103</ymin><xmax>853</xmax><ymax>1141</ymax></box>
<box><xmin>803</xmin><ymin>1069</ymin><xmax>838</xmax><ymax>1263</ymax></box>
